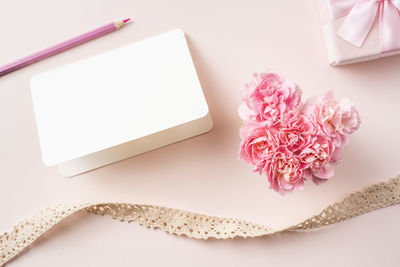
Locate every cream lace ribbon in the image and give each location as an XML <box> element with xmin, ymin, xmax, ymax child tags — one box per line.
<box><xmin>1</xmin><ymin>175</ymin><xmax>400</xmax><ymax>266</ymax></box>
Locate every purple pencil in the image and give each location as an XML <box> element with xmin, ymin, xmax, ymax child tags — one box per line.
<box><xmin>0</xmin><ymin>18</ymin><xmax>132</xmax><ymax>77</ymax></box>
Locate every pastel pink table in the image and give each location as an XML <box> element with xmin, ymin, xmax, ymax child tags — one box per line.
<box><xmin>1</xmin><ymin>0</ymin><xmax>400</xmax><ymax>266</ymax></box>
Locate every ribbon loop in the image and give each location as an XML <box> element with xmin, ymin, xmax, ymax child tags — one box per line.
<box><xmin>379</xmin><ymin>0</ymin><xmax>400</xmax><ymax>52</ymax></box>
<box><xmin>327</xmin><ymin>0</ymin><xmax>400</xmax><ymax>53</ymax></box>
<box><xmin>337</xmin><ymin>0</ymin><xmax>380</xmax><ymax>47</ymax></box>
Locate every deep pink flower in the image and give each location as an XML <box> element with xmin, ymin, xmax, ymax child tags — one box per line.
<box><xmin>300</xmin><ymin>135</ymin><xmax>335</xmax><ymax>183</ymax></box>
<box><xmin>265</xmin><ymin>147</ymin><xmax>307</xmax><ymax>194</ymax></box>
<box><xmin>278</xmin><ymin>112</ymin><xmax>320</xmax><ymax>152</ymax></box>
<box><xmin>279</xmin><ymin>113</ymin><xmax>336</xmax><ymax>185</ymax></box>
<box><xmin>239</xmin><ymin>125</ymin><xmax>279</xmax><ymax>173</ymax></box>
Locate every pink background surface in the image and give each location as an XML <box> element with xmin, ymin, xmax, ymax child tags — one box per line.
<box><xmin>1</xmin><ymin>0</ymin><xmax>400</xmax><ymax>266</ymax></box>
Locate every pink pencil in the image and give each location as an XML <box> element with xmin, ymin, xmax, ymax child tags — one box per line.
<box><xmin>0</xmin><ymin>18</ymin><xmax>132</xmax><ymax>77</ymax></box>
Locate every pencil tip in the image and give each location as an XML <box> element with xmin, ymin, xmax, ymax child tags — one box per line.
<box><xmin>123</xmin><ymin>18</ymin><xmax>132</xmax><ymax>24</ymax></box>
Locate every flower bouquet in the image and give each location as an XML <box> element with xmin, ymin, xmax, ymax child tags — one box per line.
<box><xmin>239</xmin><ymin>72</ymin><xmax>361</xmax><ymax>194</ymax></box>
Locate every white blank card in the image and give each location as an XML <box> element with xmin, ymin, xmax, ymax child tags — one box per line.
<box><xmin>30</xmin><ymin>29</ymin><xmax>213</xmax><ymax>177</ymax></box>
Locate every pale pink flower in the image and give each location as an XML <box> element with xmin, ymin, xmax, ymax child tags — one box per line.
<box><xmin>265</xmin><ymin>147</ymin><xmax>307</xmax><ymax>194</ymax></box>
<box><xmin>239</xmin><ymin>72</ymin><xmax>301</xmax><ymax>127</ymax></box>
<box><xmin>335</xmin><ymin>98</ymin><xmax>361</xmax><ymax>135</ymax></box>
<box><xmin>302</xmin><ymin>91</ymin><xmax>361</xmax><ymax>147</ymax></box>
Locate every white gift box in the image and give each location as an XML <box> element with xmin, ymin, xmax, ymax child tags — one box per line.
<box><xmin>318</xmin><ymin>0</ymin><xmax>400</xmax><ymax>65</ymax></box>
<box><xmin>30</xmin><ymin>29</ymin><xmax>213</xmax><ymax>177</ymax></box>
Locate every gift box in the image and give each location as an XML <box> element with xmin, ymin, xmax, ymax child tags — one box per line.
<box><xmin>318</xmin><ymin>0</ymin><xmax>400</xmax><ymax>65</ymax></box>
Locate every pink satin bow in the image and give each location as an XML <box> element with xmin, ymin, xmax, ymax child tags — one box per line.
<box><xmin>326</xmin><ymin>0</ymin><xmax>400</xmax><ymax>53</ymax></box>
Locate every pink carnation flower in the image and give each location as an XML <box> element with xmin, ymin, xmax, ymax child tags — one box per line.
<box><xmin>239</xmin><ymin>72</ymin><xmax>301</xmax><ymax>127</ymax></box>
<box><xmin>239</xmin><ymin>125</ymin><xmax>279</xmax><ymax>173</ymax></box>
<box><xmin>302</xmin><ymin>91</ymin><xmax>361</xmax><ymax>147</ymax></box>
<box><xmin>300</xmin><ymin>135</ymin><xmax>335</xmax><ymax>184</ymax></box>
<box><xmin>265</xmin><ymin>147</ymin><xmax>306</xmax><ymax>194</ymax></box>
<box><xmin>278</xmin><ymin>112</ymin><xmax>320</xmax><ymax>152</ymax></box>
<box><xmin>238</xmin><ymin>73</ymin><xmax>361</xmax><ymax>194</ymax></box>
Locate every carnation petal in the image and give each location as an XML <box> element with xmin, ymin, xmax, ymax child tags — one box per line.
<box><xmin>312</xmin><ymin>164</ymin><xmax>334</xmax><ymax>179</ymax></box>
